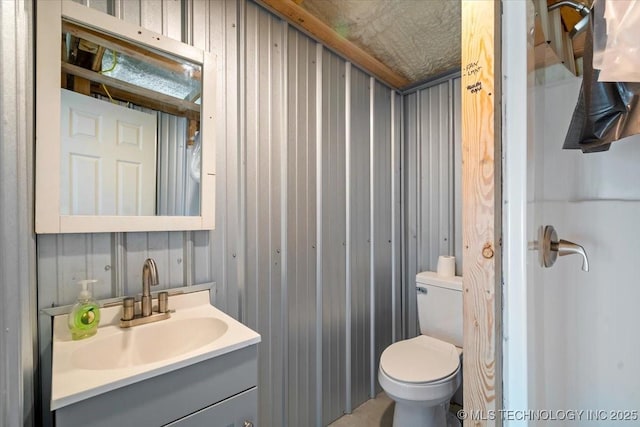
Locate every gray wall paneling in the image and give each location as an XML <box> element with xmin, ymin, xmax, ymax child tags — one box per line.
<box><xmin>402</xmin><ymin>76</ymin><xmax>462</xmax><ymax>339</ymax></box>
<box><xmin>156</xmin><ymin>114</ymin><xmax>188</xmax><ymax>216</ymax></box>
<box><xmin>321</xmin><ymin>48</ymin><xmax>347</xmax><ymax>424</ymax></box>
<box><xmin>453</xmin><ymin>78</ymin><xmax>463</xmax><ymax>273</ymax></box>
<box><xmin>0</xmin><ymin>1</ymin><xmax>37</xmax><ymax>426</ymax></box>
<box><xmin>205</xmin><ymin>0</ymin><xmax>241</xmax><ymax>319</ymax></box>
<box><xmin>392</xmin><ymin>92</ymin><xmax>402</xmax><ymax>345</ymax></box>
<box><xmin>285</xmin><ymin>28</ymin><xmax>319</xmax><ymax>427</ymax></box>
<box><xmin>402</xmin><ymin>91</ymin><xmax>419</xmax><ymax>339</ymax></box>
<box><xmin>372</xmin><ymin>80</ymin><xmax>394</xmax><ymax>397</ymax></box>
<box><xmin>348</xmin><ymin>65</ymin><xmax>372</xmax><ymax>410</ymax></box>
<box><xmin>24</xmin><ymin>1</ymin><xmax>402</xmax><ymax>426</ymax></box>
<box><xmin>243</xmin><ymin>3</ymin><xmax>286</xmax><ymax>424</ymax></box>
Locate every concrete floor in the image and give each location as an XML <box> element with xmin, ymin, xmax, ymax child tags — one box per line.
<box><xmin>328</xmin><ymin>393</ymin><xmax>394</xmax><ymax>427</ymax></box>
<box><xmin>328</xmin><ymin>393</ymin><xmax>463</xmax><ymax>427</ymax></box>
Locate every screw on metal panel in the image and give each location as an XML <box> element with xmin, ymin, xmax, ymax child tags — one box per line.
<box><xmin>232</xmin><ymin>253</ymin><xmax>237</xmax><ymax>258</ymax></box>
<box><xmin>104</xmin><ymin>265</ymin><xmax>111</xmax><ymax>271</ymax></box>
<box><xmin>276</xmin><ymin>249</ymin><xmax>280</xmax><ymax>254</ymax></box>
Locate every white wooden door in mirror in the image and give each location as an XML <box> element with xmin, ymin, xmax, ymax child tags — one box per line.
<box><xmin>61</xmin><ymin>89</ymin><xmax>157</xmax><ymax>216</ymax></box>
<box><xmin>36</xmin><ymin>0</ymin><xmax>216</xmax><ymax>233</ymax></box>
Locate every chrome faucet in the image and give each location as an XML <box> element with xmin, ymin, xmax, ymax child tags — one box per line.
<box><xmin>118</xmin><ymin>258</ymin><xmax>170</xmax><ymax>328</ymax></box>
<box><xmin>141</xmin><ymin>258</ymin><xmax>159</xmax><ymax>316</ymax></box>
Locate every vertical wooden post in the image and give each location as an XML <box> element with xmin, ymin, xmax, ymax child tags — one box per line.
<box><xmin>461</xmin><ymin>1</ymin><xmax>502</xmax><ymax>426</ymax></box>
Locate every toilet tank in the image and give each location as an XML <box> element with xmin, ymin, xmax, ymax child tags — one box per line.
<box><xmin>416</xmin><ymin>271</ymin><xmax>463</xmax><ymax>347</ymax></box>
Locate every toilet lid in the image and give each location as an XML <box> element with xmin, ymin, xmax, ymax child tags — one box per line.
<box><xmin>380</xmin><ymin>335</ymin><xmax>459</xmax><ymax>383</ymax></box>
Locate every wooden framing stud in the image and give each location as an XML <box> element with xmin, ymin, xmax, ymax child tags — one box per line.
<box><xmin>461</xmin><ymin>1</ymin><xmax>502</xmax><ymax>425</ymax></box>
<box><xmin>73</xmin><ymin>76</ymin><xmax>91</xmax><ymax>95</ymax></box>
<box><xmin>187</xmin><ymin>120</ymin><xmax>199</xmax><ymax>146</ymax></box>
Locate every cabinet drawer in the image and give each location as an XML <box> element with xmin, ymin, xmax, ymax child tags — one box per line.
<box><xmin>55</xmin><ymin>345</ymin><xmax>257</xmax><ymax>427</ymax></box>
<box><xmin>166</xmin><ymin>387</ymin><xmax>257</xmax><ymax>427</ymax></box>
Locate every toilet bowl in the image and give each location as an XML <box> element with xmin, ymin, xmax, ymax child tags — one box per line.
<box><xmin>379</xmin><ymin>335</ymin><xmax>461</xmax><ymax>426</ymax></box>
<box><xmin>379</xmin><ymin>271</ymin><xmax>463</xmax><ymax>427</ymax></box>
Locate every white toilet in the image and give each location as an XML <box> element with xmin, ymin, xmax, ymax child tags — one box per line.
<box><xmin>379</xmin><ymin>271</ymin><xmax>463</xmax><ymax>427</ymax></box>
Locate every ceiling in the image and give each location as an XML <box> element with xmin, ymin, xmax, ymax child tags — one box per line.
<box><xmin>298</xmin><ymin>0</ymin><xmax>462</xmax><ymax>85</ymax></box>
<box><xmin>288</xmin><ymin>0</ymin><xmax>590</xmax><ymax>87</ymax></box>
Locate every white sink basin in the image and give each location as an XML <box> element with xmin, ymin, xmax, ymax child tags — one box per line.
<box><xmin>50</xmin><ymin>289</ymin><xmax>260</xmax><ymax>411</ymax></box>
<box><xmin>71</xmin><ymin>317</ymin><xmax>229</xmax><ymax>370</ymax></box>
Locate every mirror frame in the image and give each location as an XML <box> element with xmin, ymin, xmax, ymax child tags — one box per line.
<box><xmin>35</xmin><ymin>0</ymin><xmax>216</xmax><ymax>233</ymax></box>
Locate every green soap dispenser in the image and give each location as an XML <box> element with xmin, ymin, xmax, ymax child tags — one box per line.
<box><xmin>68</xmin><ymin>280</ymin><xmax>101</xmax><ymax>340</ymax></box>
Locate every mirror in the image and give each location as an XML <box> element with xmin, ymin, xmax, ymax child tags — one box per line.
<box><xmin>36</xmin><ymin>0</ymin><xmax>215</xmax><ymax>233</ymax></box>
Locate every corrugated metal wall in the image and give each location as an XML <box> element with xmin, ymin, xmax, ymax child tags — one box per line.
<box><xmin>320</xmin><ymin>47</ymin><xmax>348</xmax><ymax>423</ymax></box>
<box><xmin>27</xmin><ymin>1</ymin><xmax>401</xmax><ymax>426</ymax></box>
<box><xmin>347</xmin><ymin>64</ymin><xmax>372</xmax><ymax>409</ymax></box>
<box><xmin>243</xmin><ymin>4</ymin><xmax>287</xmax><ymax>424</ymax></box>
<box><xmin>1</xmin><ymin>1</ymin><xmax>462</xmax><ymax>425</ymax></box>
<box><xmin>0</xmin><ymin>1</ymin><xmax>37</xmax><ymax>426</ymax></box>
<box><xmin>285</xmin><ymin>28</ymin><xmax>318</xmax><ymax>426</ymax></box>
<box><xmin>402</xmin><ymin>76</ymin><xmax>462</xmax><ymax>338</ymax></box>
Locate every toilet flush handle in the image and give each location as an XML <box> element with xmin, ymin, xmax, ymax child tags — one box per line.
<box><xmin>540</xmin><ymin>225</ymin><xmax>589</xmax><ymax>272</ymax></box>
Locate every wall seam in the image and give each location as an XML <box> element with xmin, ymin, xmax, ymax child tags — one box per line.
<box><xmin>344</xmin><ymin>61</ymin><xmax>352</xmax><ymax>414</ymax></box>
<box><xmin>447</xmin><ymin>80</ymin><xmax>455</xmax><ymax>258</ymax></box>
<box><xmin>315</xmin><ymin>40</ymin><xmax>324</xmax><ymax>427</ymax></box>
<box><xmin>390</xmin><ymin>89</ymin><xmax>397</xmax><ymax>343</ymax></box>
<box><xmin>237</xmin><ymin>0</ymin><xmax>247</xmax><ymax>325</ymax></box>
<box><xmin>368</xmin><ymin>76</ymin><xmax>376</xmax><ymax>398</ymax></box>
<box><xmin>281</xmin><ymin>20</ymin><xmax>289</xmax><ymax>427</ymax></box>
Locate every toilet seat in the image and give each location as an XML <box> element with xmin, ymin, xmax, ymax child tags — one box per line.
<box><xmin>380</xmin><ymin>335</ymin><xmax>460</xmax><ymax>384</ymax></box>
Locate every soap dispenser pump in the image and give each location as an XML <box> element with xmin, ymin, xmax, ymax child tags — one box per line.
<box><xmin>68</xmin><ymin>280</ymin><xmax>101</xmax><ymax>340</ymax></box>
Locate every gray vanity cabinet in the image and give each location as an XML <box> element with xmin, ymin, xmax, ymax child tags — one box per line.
<box><xmin>166</xmin><ymin>388</ymin><xmax>256</xmax><ymax>427</ymax></box>
<box><xmin>54</xmin><ymin>345</ymin><xmax>258</xmax><ymax>427</ymax></box>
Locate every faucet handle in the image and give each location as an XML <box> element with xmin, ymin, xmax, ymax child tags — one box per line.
<box><xmin>158</xmin><ymin>292</ymin><xmax>169</xmax><ymax>313</ymax></box>
<box><xmin>122</xmin><ymin>297</ymin><xmax>135</xmax><ymax>321</ymax></box>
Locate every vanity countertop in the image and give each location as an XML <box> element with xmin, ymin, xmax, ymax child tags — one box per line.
<box><xmin>50</xmin><ymin>290</ymin><xmax>260</xmax><ymax>410</ymax></box>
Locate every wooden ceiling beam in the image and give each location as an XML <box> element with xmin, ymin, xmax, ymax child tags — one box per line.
<box><xmin>256</xmin><ymin>0</ymin><xmax>410</xmax><ymax>89</ymax></box>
